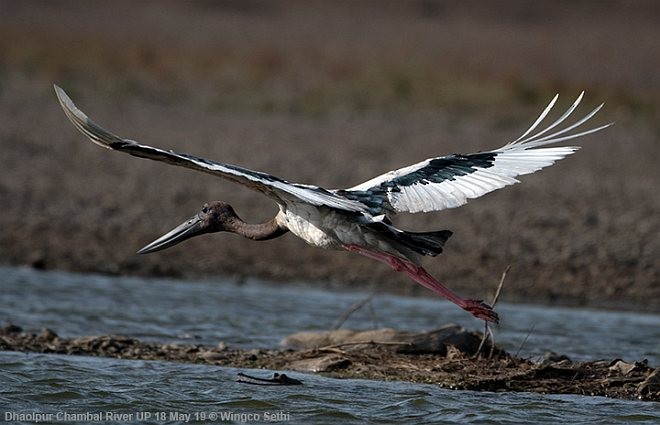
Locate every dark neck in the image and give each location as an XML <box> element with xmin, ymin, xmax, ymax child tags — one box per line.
<box><xmin>228</xmin><ymin>216</ymin><xmax>288</xmax><ymax>241</ymax></box>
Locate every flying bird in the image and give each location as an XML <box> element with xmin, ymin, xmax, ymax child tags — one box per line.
<box><xmin>54</xmin><ymin>85</ymin><xmax>611</xmax><ymax>323</ymax></box>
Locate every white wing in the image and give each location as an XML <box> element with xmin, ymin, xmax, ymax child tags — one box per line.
<box><xmin>54</xmin><ymin>85</ymin><xmax>369</xmax><ymax>214</ymax></box>
<box><xmin>343</xmin><ymin>92</ymin><xmax>612</xmax><ymax>214</ymax></box>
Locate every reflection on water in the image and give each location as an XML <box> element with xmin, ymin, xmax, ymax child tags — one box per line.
<box><xmin>1</xmin><ymin>266</ymin><xmax>659</xmax><ymax>424</ymax></box>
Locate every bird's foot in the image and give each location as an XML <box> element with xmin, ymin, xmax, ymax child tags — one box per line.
<box><xmin>463</xmin><ymin>299</ymin><xmax>499</xmax><ymax>324</ymax></box>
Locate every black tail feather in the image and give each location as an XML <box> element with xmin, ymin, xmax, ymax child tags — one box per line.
<box><xmin>396</xmin><ymin>229</ymin><xmax>453</xmax><ymax>257</ymax></box>
<box><xmin>364</xmin><ymin>221</ymin><xmax>452</xmax><ymax>257</ymax></box>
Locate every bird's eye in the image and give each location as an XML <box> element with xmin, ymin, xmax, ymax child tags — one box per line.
<box><xmin>201</xmin><ymin>205</ymin><xmax>208</xmax><ymax>214</ymax></box>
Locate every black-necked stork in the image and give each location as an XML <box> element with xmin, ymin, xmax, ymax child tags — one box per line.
<box><xmin>54</xmin><ymin>85</ymin><xmax>611</xmax><ymax>323</ymax></box>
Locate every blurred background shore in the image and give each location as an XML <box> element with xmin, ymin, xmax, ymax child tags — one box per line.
<box><xmin>0</xmin><ymin>0</ymin><xmax>657</xmax><ymax>310</ymax></box>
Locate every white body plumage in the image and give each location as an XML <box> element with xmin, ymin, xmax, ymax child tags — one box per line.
<box><xmin>276</xmin><ymin>203</ymin><xmax>400</xmax><ymax>255</ymax></box>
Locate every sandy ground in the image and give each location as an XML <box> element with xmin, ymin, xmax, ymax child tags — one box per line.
<box><xmin>0</xmin><ymin>1</ymin><xmax>658</xmax><ymax>310</ymax></box>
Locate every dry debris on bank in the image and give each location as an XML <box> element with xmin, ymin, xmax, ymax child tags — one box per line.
<box><xmin>1</xmin><ymin>324</ymin><xmax>657</xmax><ymax>402</ymax></box>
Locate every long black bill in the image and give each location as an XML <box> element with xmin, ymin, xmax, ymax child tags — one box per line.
<box><xmin>137</xmin><ymin>215</ymin><xmax>206</xmax><ymax>254</ymax></box>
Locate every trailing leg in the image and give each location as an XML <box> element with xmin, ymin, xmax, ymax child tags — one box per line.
<box><xmin>344</xmin><ymin>244</ymin><xmax>499</xmax><ymax>323</ymax></box>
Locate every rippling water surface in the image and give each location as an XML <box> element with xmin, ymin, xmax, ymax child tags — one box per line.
<box><xmin>1</xmin><ymin>266</ymin><xmax>659</xmax><ymax>424</ymax></box>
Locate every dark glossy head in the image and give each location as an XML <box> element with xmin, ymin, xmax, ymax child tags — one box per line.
<box><xmin>137</xmin><ymin>201</ymin><xmax>237</xmax><ymax>254</ymax></box>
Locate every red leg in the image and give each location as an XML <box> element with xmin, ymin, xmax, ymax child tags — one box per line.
<box><xmin>344</xmin><ymin>244</ymin><xmax>499</xmax><ymax>323</ymax></box>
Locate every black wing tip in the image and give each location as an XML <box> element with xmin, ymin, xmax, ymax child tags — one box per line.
<box><xmin>53</xmin><ymin>84</ymin><xmax>70</xmax><ymax>104</ymax></box>
<box><xmin>53</xmin><ymin>84</ymin><xmax>82</xmax><ymax>119</ymax></box>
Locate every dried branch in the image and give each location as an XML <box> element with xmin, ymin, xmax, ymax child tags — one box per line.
<box><xmin>475</xmin><ymin>265</ymin><xmax>510</xmax><ymax>359</ymax></box>
<box><xmin>515</xmin><ymin>324</ymin><xmax>536</xmax><ymax>359</ymax></box>
<box><xmin>332</xmin><ymin>293</ymin><xmax>376</xmax><ymax>330</ymax></box>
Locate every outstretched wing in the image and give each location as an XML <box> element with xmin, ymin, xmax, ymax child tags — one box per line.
<box><xmin>54</xmin><ymin>85</ymin><xmax>368</xmax><ymax>214</ymax></box>
<box><xmin>340</xmin><ymin>92</ymin><xmax>611</xmax><ymax>214</ymax></box>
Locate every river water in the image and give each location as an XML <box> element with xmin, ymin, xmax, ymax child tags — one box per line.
<box><xmin>1</xmin><ymin>266</ymin><xmax>658</xmax><ymax>424</ymax></box>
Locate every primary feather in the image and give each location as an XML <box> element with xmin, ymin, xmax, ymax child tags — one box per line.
<box><xmin>54</xmin><ymin>85</ymin><xmax>368</xmax><ymax>214</ymax></box>
<box><xmin>343</xmin><ymin>92</ymin><xmax>611</xmax><ymax>214</ymax></box>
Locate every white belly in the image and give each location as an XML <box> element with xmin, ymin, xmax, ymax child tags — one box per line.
<box><xmin>275</xmin><ymin>205</ymin><xmax>362</xmax><ymax>249</ymax></box>
<box><xmin>275</xmin><ymin>204</ymin><xmax>401</xmax><ymax>254</ymax></box>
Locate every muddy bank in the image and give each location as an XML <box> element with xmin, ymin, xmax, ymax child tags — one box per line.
<box><xmin>2</xmin><ymin>324</ymin><xmax>657</xmax><ymax>402</ymax></box>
